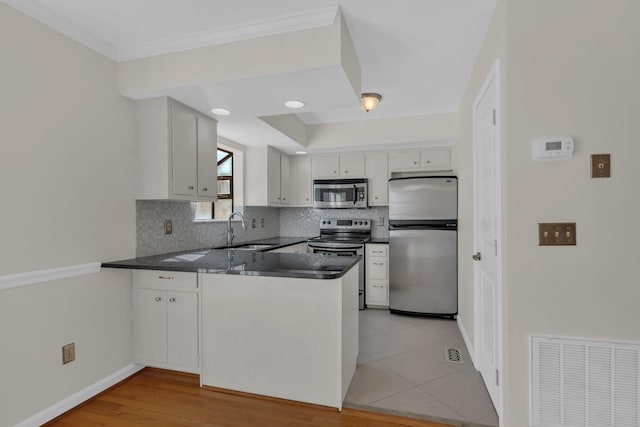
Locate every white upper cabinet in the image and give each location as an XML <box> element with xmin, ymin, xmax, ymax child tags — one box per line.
<box><xmin>389</xmin><ymin>150</ymin><xmax>421</xmax><ymax>171</ymax></box>
<box><xmin>365</xmin><ymin>152</ymin><xmax>389</xmax><ymax>206</ymax></box>
<box><xmin>312</xmin><ymin>153</ymin><xmax>365</xmax><ymax>178</ymax></box>
<box><xmin>420</xmin><ymin>148</ymin><xmax>451</xmax><ymax>169</ymax></box>
<box><xmin>339</xmin><ymin>153</ymin><xmax>366</xmax><ymax>177</ymax></box>
<box><xmin>389</xmin><ymin>148</ymin><xmax>452</xmax><ymax>172</ymax></box>
<box><xmin>312</xmin><ymin>155</ymin><xmax>339</xmax><ymax>178</ymax></box>
<box><xmin>135</xmin><ymin>97</ymin><xmax>217</xmax><ymax>201</ymax></box>
<box><xmin>196</xmin><ymin>116</ymin><xmax>218</xmax><ymax>198</ymax></box>
<box><xmin>245</xmin><ymin>145</ymin><xmax>290</xmax><ymax>207</ymax></box>
<box><xmin>290</xmin><ymin>156</ymin><xmax>312</xmax><ymax>206</ymax></box>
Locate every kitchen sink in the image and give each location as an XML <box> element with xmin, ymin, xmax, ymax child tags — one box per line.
<box><xmin>229</xmin><ymin>244</ymin><xmax>275</xmax><ymax>250</ymax></box>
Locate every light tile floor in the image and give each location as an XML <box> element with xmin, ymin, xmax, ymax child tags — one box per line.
<box><xmin>345</xmin><ymin>309</ymin><xmax>499</xmax><ymax>427</ymax></box>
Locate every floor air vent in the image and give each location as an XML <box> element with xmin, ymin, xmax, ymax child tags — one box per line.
<box><xmin>532</xmin><ymin>336</ymin><xmax>640</xmax><ymax>427</ymax></box>
<box><xmin>445</xmin><ymin>347</ymin><xmax>463</xmax><ymax>363</ymax></box>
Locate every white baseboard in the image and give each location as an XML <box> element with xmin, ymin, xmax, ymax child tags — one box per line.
<box><xmin>456</xmin><ymin>316</ymin><xmax>477</xmax><ymax>369</ymax></box>
<box><xmin>15</xmin><ymin>363</ymin><xmax>144</xmax><ymax>427</ymax></box>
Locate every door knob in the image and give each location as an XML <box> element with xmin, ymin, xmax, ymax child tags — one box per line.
<box><xmin>472</xmin><ymin>252</ymin><xmax>482</xmax><ymax>261</ymax></box>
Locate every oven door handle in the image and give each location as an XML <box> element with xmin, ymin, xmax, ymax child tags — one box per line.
<box><xmin>308</xmin><ymin>244</ymin><xmax>363</xmax><ymax>251</ymax></box>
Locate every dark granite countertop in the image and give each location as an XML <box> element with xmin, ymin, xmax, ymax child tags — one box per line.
<box><xmin>102</xmin><ymin>237</ymin><xmax>359</xmax><ymax>280</ymax></box>
<box><xmin>367</xmin><ymin>238</ymin><xmax>389</xmax><ymax>244</ymax></box>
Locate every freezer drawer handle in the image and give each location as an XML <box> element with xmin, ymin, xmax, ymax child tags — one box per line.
<box><xmin>472</xmin><ymin>252</ymin><xmax>482</xmax><ymax>261</ymax></box>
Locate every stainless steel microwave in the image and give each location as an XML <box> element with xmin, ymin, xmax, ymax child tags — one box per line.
<box><xmin>313</xmin><ymin>179</ymin><xmax>368</xmax><ymax>209</ymax></box>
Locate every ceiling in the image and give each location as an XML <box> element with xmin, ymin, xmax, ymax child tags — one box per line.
<box><xmin>3</xmin><ymin>0</ymin><xmax>497</xmax><ymax>152</ymax></box>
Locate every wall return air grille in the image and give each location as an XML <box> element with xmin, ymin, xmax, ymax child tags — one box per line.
<box><xmin>532</xmin><ymin>336</ymin><xmax>640</xmax><ymax>427</ymax></box>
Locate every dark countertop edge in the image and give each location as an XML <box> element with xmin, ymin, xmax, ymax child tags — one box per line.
<box><xmin>367</xmin><ymin>239</ymin><xmax>389</xmax><ymax>244</ymax></box>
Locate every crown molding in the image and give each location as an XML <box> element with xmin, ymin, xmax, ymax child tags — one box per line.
<box><xmin>116</xmin><ymin>5</ymin><xmax>339</xmax><ymax>61</ymax></box>
<box><xmin>1</xmin><ymin>0</ymin><xmax>117</xmax><ymax>60</ymax></box>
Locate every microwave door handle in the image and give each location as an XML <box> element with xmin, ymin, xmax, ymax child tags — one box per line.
<box><xmin>353</xmin><ymin>185</ymin><xmax>357</xmax><ymax>205</ymax></box>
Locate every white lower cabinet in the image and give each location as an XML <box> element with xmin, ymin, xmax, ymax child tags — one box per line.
<box><xmin>133</xmin><ymin>270</ymin><xmax>199</xmax><ymax>373</ymax></box>
<box><xmin>366</xmin><ymin>244</ymin><xmax>389</xmax><ymax>307</ymax></box>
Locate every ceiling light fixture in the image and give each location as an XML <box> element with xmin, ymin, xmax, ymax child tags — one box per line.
<box><xmin>211</xmin><ymin>108</ymin><xmax>231</xmax><ymax>115</ymax></box>
<box><xmin>295</xmin><ymin>151</ymin><xmax>307</xmax><ymax>154</ymax></box>
<box><xmin>361</xmin><ymin>93</ymin><xmax>382</xmax><ymax>112</ymax></box>
<box><xmin>285</xmin><ymin>100</ymin><xmax>305</xmax><ymax>109</ymax></box>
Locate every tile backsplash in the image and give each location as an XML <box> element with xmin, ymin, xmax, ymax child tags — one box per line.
<box><xmin>136</xmin><ymin>201</ymin><xmax>389</xmax><ymax>256</ymax></box>
<box><xmin>279</xmin><ymin>207</ymin><xmax>389</xmax><ymax>239</ymax></box>
<box><xmin>136</xmin><ymin>201</ymin><xmax>280</xmax><ymax>256</ymax></box>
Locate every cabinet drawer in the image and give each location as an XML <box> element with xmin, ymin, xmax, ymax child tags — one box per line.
<box><xmin>366</xmin><ymin>244</ymin><xmax>388</xmax><ymax>258</ymax></box>
<box><xmin>133</xmin><ymin>270</ymin><xmax>197</xmax><ymax>290</ymax></box>
<box><xmin>367</xmin><ymin>258</ymin><xmax>388</xmax><ymax>280</ymax></box>
<box><xmin>366</xmin><ymin>280</ymin><xmax>389</xmax><ymax>305</ymax></box>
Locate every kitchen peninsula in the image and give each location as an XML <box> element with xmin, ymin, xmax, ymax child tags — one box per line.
<box><xmin>102</xmin><ymin>245</ymin><xmax>360</xmax><ymax>409</ymax></box>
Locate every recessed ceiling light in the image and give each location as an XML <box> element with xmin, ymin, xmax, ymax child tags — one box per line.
<box><xmin>295</xmin><ymin>151</ymin><xmax>307</xmax><ymax>154</ymax></box>
<box><xmin>211</xmin><ymin>108</ymin><xmax>231</xmax><ymax>115</ymax></box>
<box><xmin>285</xmin><ymin>100</ymin><xmax>305</xmax><ymax>109</ymax></box>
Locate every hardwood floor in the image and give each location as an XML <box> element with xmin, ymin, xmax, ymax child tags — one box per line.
<box><xmin>46</xmin><ymin>368</ymin><xmax>454</xmax><ymax>427</ymax></box>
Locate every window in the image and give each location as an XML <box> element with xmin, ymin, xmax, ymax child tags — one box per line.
<box><xmin>193</xmin><ymin>148</ymin><xmax>233</xmax><ymax>220</ymax></box>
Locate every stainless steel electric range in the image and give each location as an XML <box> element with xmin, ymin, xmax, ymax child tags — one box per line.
<box><xmin>307</xmin><ymin>218</ymin><xmax>371</xmax><ymax>309</ymax></box>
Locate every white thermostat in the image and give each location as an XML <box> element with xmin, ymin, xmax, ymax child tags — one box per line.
<box><xmin>532</xmin><ymin>136</ymin><xmax>574</xmax><ymax>161</ymax></box>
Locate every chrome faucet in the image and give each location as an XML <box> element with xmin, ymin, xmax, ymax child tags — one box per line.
<box><xmin>227</xmin><ymin>211</ymin><xmax>247</xmax><ymax>246</ymax></box>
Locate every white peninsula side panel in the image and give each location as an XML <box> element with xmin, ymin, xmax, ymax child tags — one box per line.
<box><xmin>200</xmin><ymin>266</ymin><xmax>358</xmax><ymax>409</ymax></box>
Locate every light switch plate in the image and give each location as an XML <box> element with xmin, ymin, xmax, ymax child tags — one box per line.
<box><xmin>538</xmin><ymin>223</ymin><xmax>576</xmax><ymax>246</ymax></box>
<box><xmin>591</xmin><ymin>154</ymin><xmax>611</xmax><ymax>178</ymax></box>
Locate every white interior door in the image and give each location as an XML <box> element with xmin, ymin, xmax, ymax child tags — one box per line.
<box><xmin>473</xmin><ymin>60</ymin><xmax>502</xmax><ymax>415</ymax></box>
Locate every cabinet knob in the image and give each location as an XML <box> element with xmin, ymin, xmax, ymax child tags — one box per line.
<box><xmin>426</xmin><ymin>160</ymin><xmax>431</xmax><ymax>164</ymax></box>
<box><xmin>373</xmin><ymin>262</ymin><xmax>384</xmax><ymax>266</ymax></box>
<box><xmin>413</xmin><ymin>161</ymin><xmax>418</xmax><ymax>165</ymax></box>
<box><xmin>375</xmin><ymin>196</ymin><xmax>379</xmax><ymax>200</ymax></box>
<box><xmin>333</xmin><ymin>170</ymin><xmax>337</xmax><ymax>174</ymax></box>
<box><xmin>169</xmin><ymin>297</ymin><xmax>176</xmax><ymax>303</ymax></box>
<box><xmin>158</xmin><ymin>276</ymin><xmax>174</xmax><ymax>280</ymax></box>
<box><xmin>188</xmin><ymin>186</ymin><xmax>195</xmax><ymax>190</ymax></box>
<box><xmin>344</xmin><ymin>170</ymin><xmax>348</xmax><ymax>174</ymax></box>
<box><xmin>155</xmin><ymin>297</ymin><xmax>162</xmax><ymax>302</ymax></box>
<box><xmin>282</xmin><ymin>197</ymin><xmax>286</xmax><ymax>201</ymax></box>
<box><xmin>202</xmin><ymin>187</ymin><xmax>208</xmax><ymax>191</ymax></box>
<box><xmin>305</xmin><ymin>198</ymin><xmax>309</xmax><ymax>201</ymax></box>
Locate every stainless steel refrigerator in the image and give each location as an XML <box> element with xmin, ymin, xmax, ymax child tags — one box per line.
<box><xmin>388</xmin><ymin>176</ymin><xmax>457</xmax><ymax>317</ymax></box>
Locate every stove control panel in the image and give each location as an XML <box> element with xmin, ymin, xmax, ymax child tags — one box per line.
<box><xmin>320</xmin><ymin>218</ymin><xmax>371</xmax><ymax>231</ymax></box>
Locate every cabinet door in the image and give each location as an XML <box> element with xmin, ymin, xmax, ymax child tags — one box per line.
<box><xmin>167</xmin><ymin>291</ymin><xmax>199</xmax><ymax>368</ymax></box>
<box><xmin>134</xmin><ymin>289</ymin><xmax>167</xmax><ymax>363</ymax></box>
<box><xmin>389</xmin><ymin>151</ymin><xmax>420</xmax><ymax>171</ymax></box>
<box><xmin>290</xmin><ymin>156</ymin><xmax>312</xmax><ymax>206</ymax></box>
<box><xmin>420</xmin><ymin>148</ymin><xmax>451</xmax><ymax>170</ymax></box>
<box><xmin>340</xmin><ymin>153</ymin><xmax>365</xmax><ymax>177</ymax></box>
<box><xmin>171</xmin><ymin>103</ymin><xmax>198</xmax><ymax>196</ymax></box>
<box><xmin>267</xmin><ymin>148</ymin><xmax>282</xmax><ymax>205</ymax></box>
<box><xmin>197</xmin><ymin>116</ymin><xmax>218</xmax><ymax>199</ymax></box>
<box><xmin>280</xmin><ymin>154</ymin><xmax>291</xmax><ymax>205</ymax></box>
<box><xmin>312</xmin><ymin>155</ymin><xmax>339</xmax><ymax>178</ymax></box>
<box><xmin>365</xmin><ymin>153</ymin><xmax>389</xmax><ymax>206</ymax></box>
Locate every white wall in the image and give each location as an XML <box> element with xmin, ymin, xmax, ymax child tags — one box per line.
<box><xmin>0</xmin><ymin>4</ymin><xmax>136</xmax><ymax>425</ymax></box>
<box><xmin>503</xmin><ymin>1</ymin><xmax>640</xmax><ymax>425</ymax></box>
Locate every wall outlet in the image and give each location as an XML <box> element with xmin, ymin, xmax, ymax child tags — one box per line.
<box><xmin>164</xmin><ymin>219</ymin><xmax>173</xmax><ymax>234</ymax></box>
<box><xmin>591</xmin><ymin>153</ymin><xmax>611</xmax><ymax>178</ymax></box>
<box><xmin>62</xmin><ymin>343</ymin><xmax>75</xmax><ymax>364</ymax></box>
<box><xmin>538</xmin><ymin>223</ymin><xmax>576</xmax><ymax>246</ymax></box>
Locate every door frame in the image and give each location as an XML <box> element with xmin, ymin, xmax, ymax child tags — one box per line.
<box><xmin>472</xmin><ymin>59</ymin><xmax>503</xmax><ymax>417</ymax></box>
